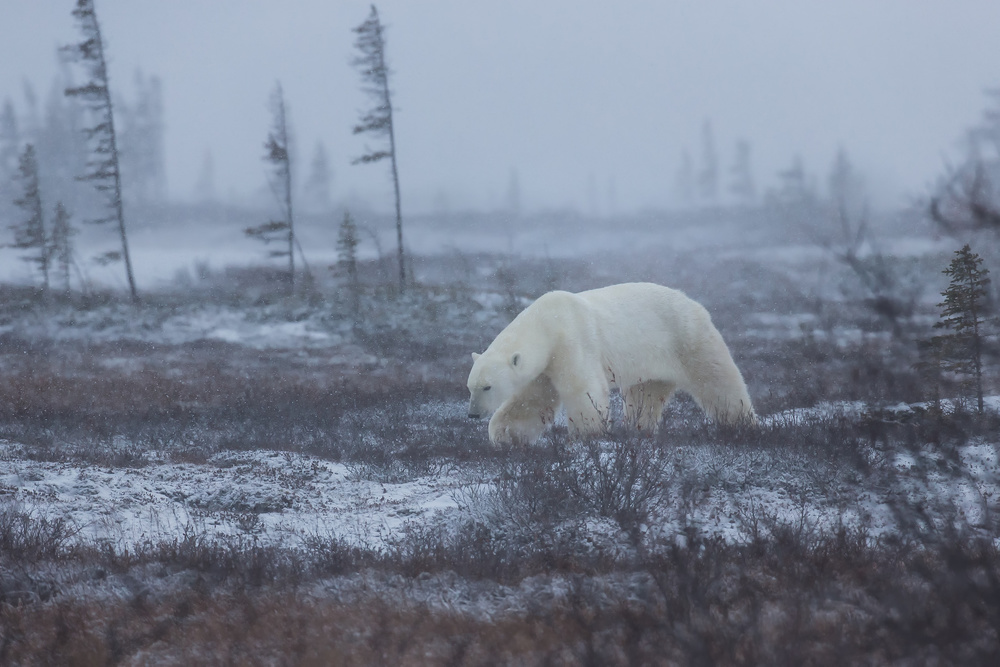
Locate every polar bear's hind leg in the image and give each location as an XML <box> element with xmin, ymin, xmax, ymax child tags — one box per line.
<box><xmin>686</xmin><ymin>354</ymin><xmax>755</xmax><ymax>425</ymax></box>
<box><xmin>624</xmin><ymin>381</ymin><xmax>676</xmax><ymax>432</ymax></box>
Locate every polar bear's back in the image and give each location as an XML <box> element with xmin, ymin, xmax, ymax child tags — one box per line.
<box><xmin>576</xmin><ymin>282</ymin><xmax>711</xmax><ymax>338</ymax></box>
<box><xmin>572</xmin><ymin>282</ymin><xmax>722</xmax><ymax>387</ymax></box>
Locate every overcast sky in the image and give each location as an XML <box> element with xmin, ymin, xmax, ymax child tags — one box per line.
<box><xmin>1</xmin><ymin>1</ymin><xmax>999</xmax><ymax>213</ymax></box>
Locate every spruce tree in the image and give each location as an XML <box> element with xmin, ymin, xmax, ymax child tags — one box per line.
<box><xmin>119</xmin><ymin>71</ymin><xmax>166</xmax><ymax>203</ymax></box>
<box><xmin>934</xmin><ymin>244</ymin><xmax>991</xmax><ymax>413</ymax></box>
<box><xmin>50</xmin><ymin>202</ymin><xmax>76</xmax><ymax>295</ymax></box>
<box><xmin>9</xmin><ymin>144</ymin><xmax>50</xmax><ymax>291</ymax></box>
<box><xmin>729</xmin><ymin>140</ymin><xmax>755</xmax><ymax>204</ymax></box>
<box><xmin>337</xmin><ymin>210</ymin><xmax>360</xmax><ymax>316</ymax></box>
<box><xmin>674</xmin><ymin>150</ymin><xmax>695</xmax><ymax>205</ymax></box>
<box><xmin>63</xmin><ymin>0</ymin><xmax>138</xmax><ymax>301</ymax></box>
<box><xmin>0</xmin><ymin>99</ymin><xmax>19</xmax><ymax>191</ymax></box>
<box><xmin>303</xmin><ymin>142</ymin><xmax>332</xmax><ymax>212</ymax></box>
<box><xmin>698</xmin><ymin>119</ymin><xmax>718</xmax><ymax>203</ymax></box>
<box><xmin>41</xmin><ymin>68</ymin><xmax>90</xmax><ymax>215</ymax></box>
<box><xmin>245</xmin><ymin>83</ymin><xmax>295</xmax><ymax>290</ymax></box>
<box><xmin>352</xmin><ymin>5</ymin><xmax>405</xmax><ymax>292</ymax></box>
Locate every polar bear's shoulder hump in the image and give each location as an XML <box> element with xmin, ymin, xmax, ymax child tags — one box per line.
<box><xmin>522</xmin><ymin>290</ymin><xmax>584</xmax><ymax>316</ymax></box>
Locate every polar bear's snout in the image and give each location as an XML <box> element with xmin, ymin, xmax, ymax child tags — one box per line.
<box><xmin>468</xmin><ymin>350</ymin><xmax>507</xmax><ymax>419</ymax></box>
<box><xmin>467</xmin><ymin>393</ymin><xmax>489</xmax><ymax>419</ymax></box>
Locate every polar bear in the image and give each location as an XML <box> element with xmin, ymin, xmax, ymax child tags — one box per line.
<box><xmin>467</xmin><ymin>283</ymin><xmax>754</xmax><ymax>444</ymax></box>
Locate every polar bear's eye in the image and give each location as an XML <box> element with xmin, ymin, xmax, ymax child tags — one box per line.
<box><xmin>483</xmin><ymin>385</ymin><xmax>492</xmax><ymax>391</ymax></box>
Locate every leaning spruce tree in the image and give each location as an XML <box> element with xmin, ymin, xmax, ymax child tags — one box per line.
<box><xmin>245</xmin><ymin>82</ymin><xmax>296</xmax><ymax>290</ymax></box>
<box><xmin>62</xmin><ymin>0</ymin><xmax>138</xmax><ymax>301</ymax></box>
<box><xmin>352</xmin><ymin>5</ymin><xmax>405</xmax><ymax>293</ymax></box>
<box><xmin>934</xmin><ymin>244</ymin><xmax>992</xmax><ymax>414</ymax></box>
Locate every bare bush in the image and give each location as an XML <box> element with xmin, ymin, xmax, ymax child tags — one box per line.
<box><xmin>0</xmin><ymin>503</ymin><xmax>80</xmax><ymax>565</ymax></box>
<box><xmin>3</xmin><ymin>522</ymin><xmax>1000</xmax><ymax>664</ymax></box>
<box><xmin>568</xmin><ymin>434</ymin><xmax>671</xmax><ymax>537</ymax></box>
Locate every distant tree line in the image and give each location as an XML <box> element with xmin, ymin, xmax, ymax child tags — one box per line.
<box><xmin>674</xmin><ymin>119</ymin><xmax>755</xmax><ymax>207</ymax></box>
<box><xmin>241</xmin><ymin>5</ymin><xmax>403</xmax><ymax>296</ymax></box>
<box><xmin>1</xmin><ymin>0</ymin><xmax>165</xmax><ymax>299</ymax></box>
<box><xmin>0</xmin><ymin>58</ymin><xmax>165</xmax><ymax>219</ymax></box>
<box><xmin>671</xmin><ymin>121</ymin><xmax>877</xmax><ymax>219</ymax></box>
<box><xmin>5</xmin><ymin>0</ymin><xmax>997</xmax><ymax>319</ymax></box>
<box><xmin>3</xmin><ymin>1</ymin><xmax>405</xmax><ymax>302</ymax></box>
<box><xmin>242</xmin><ymin>4</ymin><xmax>405</xmax><ymax>296</ymax></box>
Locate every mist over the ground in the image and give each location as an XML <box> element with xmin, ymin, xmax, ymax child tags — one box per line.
<box><xmin>2</xmin><ymin>0</ymin><xmax>999</xmax><ymax>214</ymax></box>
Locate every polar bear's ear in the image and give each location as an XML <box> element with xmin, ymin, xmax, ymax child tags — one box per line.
<box><xmin>510</xmin><ymin>353</ymin><xmax>520</xmax><ymax>368</ymax></box>
<box><xmin>471</xmin><ymin>352</ymin><xmax>481</xmax><ymax>362</ymax></box>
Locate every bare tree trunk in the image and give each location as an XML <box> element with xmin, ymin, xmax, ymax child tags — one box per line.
<box><xmin>275</xmin><ymin>90</ymin><xmax>295</xmax><ymax>290</ymax></box>
<box><xmin>246</xmin><ymin>83</ymin><xmax>297</xmax><ymax>292</ymax></box>
<box><xmin>971</xmin><ymin>299</ymin><xmax>984</xmax><ymax>414</ymax></box>
<box><xmin>385</xmin><ymin>88</ymin><xmax>404</xmax><ymax>292</ymax></box>
<box><xmin>352</xmin><ymin>6</ymin><xmax>405</xmax><ymax>293</ymax></box>
<box><xmin>65</xmin><ymin>0</ymin><xmax>138</xmax><ymax>302</ymax></box>
<box><xmin>92</xmin><ymin>13</ymin><xmax>136</xmax><ymax>303</ymax></box>
<box><xmin>109</xmin><ymin>112</ymin><xmax>138</xmax><ymax>302</ymax></box>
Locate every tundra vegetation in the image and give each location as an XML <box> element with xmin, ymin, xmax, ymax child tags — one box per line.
<box><xmin>0</xmin><ymin>213</ymin><xmax>998</xmax><ymax>663</ymax></box>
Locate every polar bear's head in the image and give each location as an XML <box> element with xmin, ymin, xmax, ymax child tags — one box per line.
<box><xmin>466</xmin><ymin>350</ymin><xmax>530</xmax><ymax>418</ymax></box>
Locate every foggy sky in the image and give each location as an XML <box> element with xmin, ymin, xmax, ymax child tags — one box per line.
<box><xmin>2</xmin><ymin>0</ymin><xmax>999</xmax><ymax>213</ymax></box>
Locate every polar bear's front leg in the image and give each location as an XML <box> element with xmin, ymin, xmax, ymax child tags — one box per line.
<box><xmin>487</xmin><ymin>374</ymin><xmax>560</xmax><ymax>445</ymax></box>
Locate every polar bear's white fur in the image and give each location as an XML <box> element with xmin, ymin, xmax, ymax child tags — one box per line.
<box><xmin>467</xmin><ymin>283</ymin><xmax>754</xmax><ymax>444</ymax></box>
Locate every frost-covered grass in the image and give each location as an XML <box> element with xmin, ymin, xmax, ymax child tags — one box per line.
<box><xmin>3</xmin><ymin>366</ymin><xmax>999</xmax><ymax>663</ymax></box>
<box><xmin>1</xmin><ymin>238</ymin><xmax>998</xmax><ymax>663</ymax></box>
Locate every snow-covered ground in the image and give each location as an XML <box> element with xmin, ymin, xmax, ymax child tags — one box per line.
<box><xmin>3</xmin><ymin>396</ymin><xmax>998</xmax><ymax>557</ymax></box>
<box><xmin>0</xmin><ymin>301</ymin><xmax>353</xmax><ymax>350</ymax></box>
<box><xmin>0</xmin><ymin>442</ymin><xmax>467</xmax><ymax>550</ymax></box>
<box><xmin>1</xmin><ymin>215</ymin><xmax>997</xmax><ymax>559</ymax></box>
